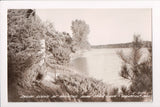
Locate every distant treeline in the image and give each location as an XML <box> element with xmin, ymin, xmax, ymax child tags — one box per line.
<box><xmin>91</xmin><ymin>41</ymin><xmax>152</xmax><ymax>49</ymax></box>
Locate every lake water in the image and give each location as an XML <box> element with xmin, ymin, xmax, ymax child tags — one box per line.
<box><xmin>71</xmin><ymin>48</ymin><xmax>149</xmax><ymax>88</ymax></box>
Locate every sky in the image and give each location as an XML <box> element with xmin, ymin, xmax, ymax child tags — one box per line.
<box><xmin>36</xmin><ymin>9</ymin><xmax>152</xmax><ymax>45</ymax></box>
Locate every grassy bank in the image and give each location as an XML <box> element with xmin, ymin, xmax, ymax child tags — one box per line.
<box><xmin>14</xmin><ymin>62</ymin><xmax>151</xmax><ymax>102</ymax></box>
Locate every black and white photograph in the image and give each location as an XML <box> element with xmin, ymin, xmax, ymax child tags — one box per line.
<box><xmin>7</xmin><ymin>8</ymin><xmax>152</xmax><ymax>102</ymax></box>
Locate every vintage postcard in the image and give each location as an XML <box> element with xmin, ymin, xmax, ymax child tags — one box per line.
<box><xmin>7</xmin><ymin>8</ymin><xmax>152</xmax><ymax>102</ymax></box>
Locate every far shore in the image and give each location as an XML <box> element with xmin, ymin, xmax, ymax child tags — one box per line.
<box><xmin>91</xmin><ymin>41</ymin><xmax>152</xmax><ymax>49</ymax></box>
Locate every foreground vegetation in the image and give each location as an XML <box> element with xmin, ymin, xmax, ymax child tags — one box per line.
<box><xmin>17</xmin><ymin>69</ymin><xmax>151</xmax><ymax>102</ymax></box>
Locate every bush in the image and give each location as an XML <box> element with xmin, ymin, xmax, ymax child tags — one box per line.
<box><xmin>45</xmin><ymin>31</ymin><xmax>73</xmax><ymax>65</ymax></box>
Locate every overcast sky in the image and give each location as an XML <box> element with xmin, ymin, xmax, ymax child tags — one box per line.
<box><xmin>36</xmin><ymin>9</ymin><xmax>152</xmax><ymax>45</ymax></box>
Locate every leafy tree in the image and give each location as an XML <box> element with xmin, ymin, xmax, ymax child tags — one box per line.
<box><xmin>8</xmin><ymin>9</ymin><xmax>45</xmax><ymax>73</ymax></box>
<box><xmin>45</xmin><ymin>24</ymin><xmax>73</xmax><ymax>65</ymax></box>
<box><xmin>71</xmin><ymin>19</ymin><xmax>90</xmax><ymax>51</ymax></box>
<box><xmin>46</xmin><ymin>19</ymin><xmax>91</xmax><ymax>65</ymax></box>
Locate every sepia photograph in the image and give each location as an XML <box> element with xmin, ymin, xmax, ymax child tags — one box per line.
<box><xmin>7</xmin><ymin>8</ymin><xmax>152</xmax><ymax>102</ymax></box>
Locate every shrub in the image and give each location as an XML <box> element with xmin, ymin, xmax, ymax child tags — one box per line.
<box><xmin>117</xmin><ymin>35</ymin><xmax>152</xmax><ymax>94</ymax></box>
<box><xmin>45</xmin><ymin>31</ymin><xmax>73</xmax><ymax>65</ymax></box>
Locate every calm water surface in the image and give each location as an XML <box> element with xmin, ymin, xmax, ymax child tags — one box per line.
<box><xmin>71</xmin><ymin>48</ymin><xmax>149</xmax><ymax>87</ymax></box>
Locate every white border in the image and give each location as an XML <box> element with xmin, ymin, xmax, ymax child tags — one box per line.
<box><xmin>1</xmin><ymin>1</ymin><xmax>160</xmax><ymax>107</ymax></box>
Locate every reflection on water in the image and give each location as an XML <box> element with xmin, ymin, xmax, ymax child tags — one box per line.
<box><xmin>71</xmin><ymin>48</ymin><xmax>149</xmax><ymax>87</ymax></box>
<box><xmin>71</xmin><ymin>57</ymin><xmax>89</xmax><ymax>75</ymax></box>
